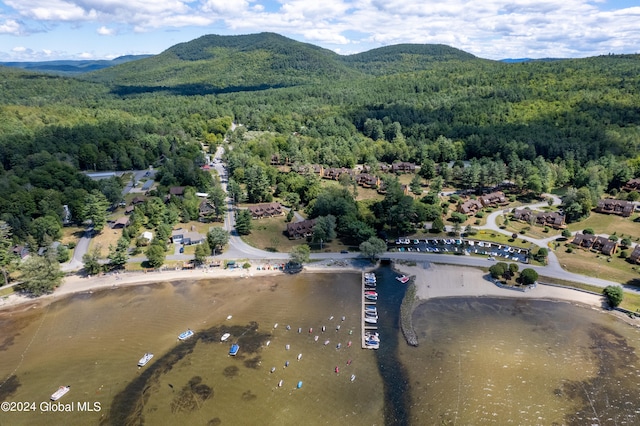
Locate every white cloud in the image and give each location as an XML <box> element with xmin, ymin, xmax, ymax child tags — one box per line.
<box><xmin>0</xmin><ymin>19</ymin><xmax>21</xmax><ymax>34</ymax></box>
<box><xmin>1</xmin><ymin>0</ymin><xmax>640</xmax><ymax>60</ymax></box>
<box><xmin>97</xmin><ymin>25</ymin><xmax>114</xmax><ymax>35</ymax></box>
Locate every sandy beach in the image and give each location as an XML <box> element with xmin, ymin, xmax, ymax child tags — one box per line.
<box><xmin>392</xmin><ymin>262</ymin><xmax>640</xmax><ymax>326</ymax></box>
<box><xmin>0</xmin><ymin>259</ymin><xmax>367</xmax><ymax>312</ymax></box>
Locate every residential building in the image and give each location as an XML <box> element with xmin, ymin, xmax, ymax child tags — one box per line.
<box><xmin>247</xmin><ymin>202</ymin><xmax>283</xmax><ymax>219</ymax></box>
<box><xmin>355</xmin><ymin>173</ymin><xmax>380</xmax><ymax>188</ymax></box>
<box><xmin>622</xmin><ymin>178</ymin><xmax>640</xmax><ymax>192</ymax></box>
<box><xmin>513</xmin><ymin>209</ymin><xmax>566</xmax><ymax>229</ymax></box>
<box><xmin>458</xmin><ymin>199</ymin><xmax>483</xmax><ymax>215</ymax></box>
<box><xmin>391</xmin><ymin>162</ymin><xmax>416</xmax><ymax>173</ymax></box>
<box><xmin>629</xmin><ymin>245</ymin><xmax>640</xmax><ymax>264</ymax></box>
<box><xmin>171</xmin><ymin>229</ymin><xmax>205</xmax><ymax>245</ymax></box>
<box><xmin>169</xmin><ymin>186</ymin><xmax>186</xmax><ymax>197</ymax></box>
<box><xmin>595</xmin><ymin>199</ymin><xmax>634</xmax><ymax>217</ymax></box>
<box><xmin>571</xmin><ymin>233</ymin><xmax>617</xmax><ymax>255</ymax></box>
<box><xmin>286</xmin><ymin>219</ymin><xmax>316</xmax><ymax>239</ymax></box>
<box><xmin>111</xmin><ymin>216</ymin><xmax>130</xmax><ymax>229</ymax></box>
<box><xmin>198</xmin><ymin>200</ymin><xmax>216</xmax><ymax>220</ymax></box>
<box><xmin>479</xmin><ymin>191</ymin><xmax>508</xmax><ymax>207</ymax></box>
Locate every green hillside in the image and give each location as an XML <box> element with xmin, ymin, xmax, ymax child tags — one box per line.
<box><xmin>341</xmin><ymin>43</ymin><xmax>479</xmax><ymax>75</ymax></box>
<box><xmin>82</xmin><ymin>32</ymin><xmax>361</xmax><ymax>94</ymax></box>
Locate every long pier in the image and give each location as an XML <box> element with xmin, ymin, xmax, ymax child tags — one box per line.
<box><xmin>361</xmin><ymin>272</ymin><xmax>378</xmax><ymax>349</ymax></box>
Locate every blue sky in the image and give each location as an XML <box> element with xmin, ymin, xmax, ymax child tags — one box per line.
<box><xmin>1</xmin><ymin>0</ymin><xmax>639</xmax><ymax>61</ymax></box>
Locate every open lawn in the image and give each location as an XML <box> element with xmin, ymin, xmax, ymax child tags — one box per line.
<box><xmin>567</xmin><ymin>212</ymin><xmax>640</xmax><ymax>242</ymax></box>
<box><xmin>61</xmin><ymin>226</ymin><xmax>85</xmax><ymax>245</ymax></box>
<box><xmin>90</xmin><ymin>227</ymin><xmax>123</xmax><ymax>256</ymax></box>
<box><xmin>241</xmin><ymin>216</ymin><xmax>352</xmax><ymax>253</ymax></box>
<box><xmin>553</xmin><ymin>243</ymin><xmax>640</xmax><ymax>285</ymax></box>
<box><xmin>497</xmin><ymin>216</ymin><xmax>564</xmax><ymax>240</ymax></box>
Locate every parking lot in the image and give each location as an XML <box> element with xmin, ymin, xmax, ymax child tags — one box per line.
<box><xmin>390</xmin><ymin>238</ymin><xmax>530</xmax><ymax>263</ymax></box>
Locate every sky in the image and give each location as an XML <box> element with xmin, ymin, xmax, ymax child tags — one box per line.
<box><xmin>1</xmin><ymin>0</ymin><xmax>639</xmax><ymax>62</ymax></box>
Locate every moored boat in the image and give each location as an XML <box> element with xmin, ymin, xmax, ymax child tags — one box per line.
<box><xmin>220</xmin><ymin>333</ymin><xmax>231</xmax><ymax>342</ymax></box>
<box><xmin>178</xmin><ymin>329</ymin><xmax>194</xmax><ymax>340</ymax></box>
<box><xmin>364</xmin><ymin>317</ymin><xmax>378</xmax><ymax>324</ymax></box>
<box><xmin>50</xmin><ymin>386</ymin><xmax>70</xmax><ymax>401</ymax></box>
<box><xmin>365</xmin><ymin>294</ymin><xmax>378</xmax><ymax>301</ymax></box>
<box><xmin>229</xmin><ymin>343</ymin><xmax>239</xmax><ymax>356</ymax></box>
<box><xmin>396</xmin><ymin>275</ymin><xmax>410</xmax><ymax>284</ymax></box>
<box><xmin>137</xmin><ymin>353</ymin><xmax>154</xmax><ymax>367</ymax></box>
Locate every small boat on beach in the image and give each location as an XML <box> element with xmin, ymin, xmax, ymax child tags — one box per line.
<box><xmin>336</xmin><ymin>325</ymin><xmax>341</xmax><ymax>331</ymax></box>
<box><xmin>314</xmin><ymin>335</ymin><xmax>319</xmax><ymax>342</ymax></box>
<box><xmin>297</xmin><ymin>353</ymin><xmax>302</xmax><ymax>360</ymax></box>
<box><xmin>298</xmin><ymin>327</ymin><xmax>302</xmax><ymax>333</ymax></box>
<box><xmin>286</xmin><ymin>325</ymin><xmax>291</xmax><ymax>330</ymax></box>
<box><xmin>324</xmin><ymin>340</ymin><xmax>330</xmax><ymax>346</ymax></box>
<box><xmin>178</xmin><ymin>329</ymin><xmax>194</xmax><ymax>340</ymax></box>
<box><xmin>220</xmin><ymin>333</ymin><xmax>231</xmax><ymax>342</ymax></box>
<box><xmin>336</xmin><ymin>343</ymin><xmax>341</xmax><ymax>349</ymax></box>
<box><xmin>350</xmin><ymin>374</ymin><xmax>356</xmax><ymax>382</ymax></box>
<box><xmin>297</xmin><ymin>381</ymin><xmax>303</xmax><ymax>389</ymax></box>
<box><xmin>274</xmin><ymin>323</ymin><xmax>278</xmax><ymax>329</ymax></box>
<box><xmin>278</xmin><ymin>380</ymin><xmax>283</xmax><ymax>387</ymax></box>
<box><xmin>286</xmin><ymin>344</ymin><xmax>290</xmax><ymax>350</ymax></box>
<box><xmin>229</xmin><ymin>344</ymin><xmax>239</xmax><ymax>356</ymax></box>
<box><xmin>137</xmin><ymin>353</ymin><xmax>154</xmax><ymax>367</ymax></box>
<box><xmin>271</xmin><ymin>367</ymin><xmax>276</xmax><ymax>373</ymax></box>
<box><xmin>396</xmin><ymin>275</ymin><xmax>410</xmax><ymax>284</ymax></box>
<box><xmin>329</xmin><ymin>315</ymin><xmax>334</xmax><ymax>321</ymax></box>
<box><xmin>341</xmin><ymin>316</ymin><xmax>345</xmax><ymax>321</ymax></box>
<box><xmin>322</xmin><ymin>326</ymin><xmax>326</xmax><ymax>332</ymax></box>
<box><xmin>347</xmin><ymin>341</ymin><xmax>352</xmax><ymax>347</ymax></box>
<box><xmin>226</xmin><ymin>315</ymin><xmax>233</xmax><ymax>320</ymax></box>
<box><xmin>266</xmin><ymin>340</ymin><xmax>271</xmax><ymax>346</ymax></box>
<box><xmin>309</xmin><ymin>328</ymin><xmax>313</xmax><ymax>333</ymax></box>
<box><xmin>285</xmin><ymin>361</ymin><xmax>289</xmax><ymax>367</ymax></box>
<box><xmin>335</xmin><ymin>366</ymin><xmax>340</xmax><ymax>374</ymax></box>
<box><xmin>50</xmin><ymin>386</ymin><xmax>70</xmax><ymax>401</ymax></box>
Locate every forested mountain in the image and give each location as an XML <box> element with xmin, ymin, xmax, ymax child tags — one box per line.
<box><xmin>82</xmin><ymin>32</ymin><xmax>361</xmax><ymax>94</ymax></box>
<box><xmin>0</xmin><ymin>32</ymin><xmax>639</xmax><ymax>251</ymax></box>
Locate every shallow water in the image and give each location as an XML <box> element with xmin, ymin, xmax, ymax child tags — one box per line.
<box><xmin>401</xmin><ymin>297</ymin><xmax>640</xmax><ymax>425</ymax></box>
<box><xmin>2</xmin><ymin>269</ymin><xmax>640</xmax><ymax>426</ymax></box>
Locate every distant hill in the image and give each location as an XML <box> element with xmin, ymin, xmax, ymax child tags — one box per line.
<box><xmin>82</xmin><ymin>33</ymin><xmax>361</xmax><ymax>94</ymax></box>
<box><xmin>500</xmin><ymin>58</ymin><xmax>565</xmax><ymax>63</ymax></box>
<box><xmin>0</xmin><ymin>55</ymin><xmax>151</xmax><ymax>76</ymax></box>
<box><xmin>81</xmin><ymin>33</ymin><xmax>483</xmax><ymax>94</ymax></box>
<box><xmin>342</xmin><ymin>44</ymin><xmax>478</xmax><ymax>74</ymax></box>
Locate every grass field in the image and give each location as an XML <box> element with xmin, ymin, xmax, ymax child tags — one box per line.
<box><xmin>553</xmin><ymin>243</ymin><xmax>640</xmax><ymax>285</ymax></box>
<box><xmin>566</xmin><ymin>212</ymin><xmax>640</xmax><ymax>242</ymax></box>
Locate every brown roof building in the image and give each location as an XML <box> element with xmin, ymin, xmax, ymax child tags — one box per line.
<box><xmin>595</xmin><ymin>199</ymin><xmax>634</xmax><ymax>217</ymax></box>
<box><xmin>623</xmin><ymin>178</ymin><xmax>640</xmax><ymax>192</ymax></box>
<box><xmin>247</xmin><ymin>202</ymin><xmax>283</xmax><ymax>219</ymax></box>
<box><xmin>356</xmin><ymin>173</ymin><xmax>380</xmax><ymax>188</ymax></box>
<box><xmin>514</xmin><ymin>209</ymin><xmax>566</xmax><ymax>229</ymax></box>
<box><xmin>458</xmin><ymin>199</ymin><xmax>483</xmax><ymax>215</ymax></box>
<box><xmin>286</xmin><ymin>219</ymin><xmax>316</xmax><ymax>239</ymax></box>
<box><xmin>479</xmin><ymin>191</ymin><xmax>508</xmax><ymax>207</ymax></box>
<box><xmin>169</xmin><ymin>186</ymin><xmax>186</xmax><ymax>197</ymax></box>
<box><xmin>629</xmin><ymin>245</ymin><xmax>640</xmax><ymax>264</ymax></box>
<box><xmin>391</xmin><ymin>162</ymin><xmax>416</xmax><ymax>173</ymax></box>
<box><xmin>571</xmin><ymin>233</ymin><xmax>618</xmax><ymax>255</ymax></box>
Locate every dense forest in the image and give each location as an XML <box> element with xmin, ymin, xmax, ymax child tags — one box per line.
<box><xmin>0</xmin><ymin>32</ymin><xmax>639</xmax><ymax>260</ymax></box>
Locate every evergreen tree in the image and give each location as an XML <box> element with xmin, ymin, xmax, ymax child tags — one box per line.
<box><xmin>235</xmin><ymin>209</ymin><xmax>253</xmax><ymax>235</ymax></box>
<box><xmin>18</xmin><ymin>249</ymin><xmax>63</xmax><ymax>296</ymax></box>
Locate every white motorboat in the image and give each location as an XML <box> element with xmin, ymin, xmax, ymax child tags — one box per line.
<box><xmin>364</xmin><ymin>317</ymin><xmax>378</xmax><ymax>324</ymax></box>
<box><xmin>178</xmin><ymin>329</ymin><xmax>194</xmax><ymax>340</ymax></box>
<box><xmin>137</xmin><ymin>353</ymin><xmax>154</xmax><ymax>367</ymax></box>
<box><xmin>221</xmin><ymin>333</ymin><xmax>231</xmax><ymax>342</ymax></box>
<box><xmin>50</xmin><ymin>385</ymin><xmax>70</xmax><ymax>401</ymax></box>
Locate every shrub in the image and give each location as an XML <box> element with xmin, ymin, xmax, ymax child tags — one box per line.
<box><xmin>566</xmin><ymin>246</ymin><xmax>573</xmax><ymax>253</ymax></box>
<box><xmin>583</xmin><ymin>228</ymin><xmax>595</xmax><ymax>235</ymax></box>
<box><xmin>561</xmin><ymin>229</ymin><xmax>572</xmax><ymax>238</ymax></box>
<box><xmin>603</xmin><ymin>285</ymin><xmax>624</xmax><ymax>307</ymax></box>
<box><xmin>620</xmin><ymin>250</ymin><xmax>628</xmax><ymax>259</ymax></box>
<box><xmin>475</xmin><ymin>211</ymin><xmax>484</xmax><ymax>218</ymax></box>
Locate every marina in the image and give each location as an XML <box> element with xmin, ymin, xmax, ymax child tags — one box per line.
<box><xmin>361</xmin><ymin>272</ymin><xmax>379</xmax><ymax>349</ymax></box>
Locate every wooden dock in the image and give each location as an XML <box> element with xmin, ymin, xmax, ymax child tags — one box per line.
<box><xmin>361</xmin><ymin>272</ymin><xmax>378</xmax><ymax>349</ymax></box>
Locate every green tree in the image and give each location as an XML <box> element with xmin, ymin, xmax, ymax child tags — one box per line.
<box><xmin>81</xmin><ymin>190</ymin><xmax>110</xmax><ymax>233</ymax></box>
<box><xmin>489</xmin><ymin>262</ymin><xmax>508</xmax><ymax>279</ymax></box>
<box><xmin>207</xmin><ymin>227</ymin><xmax>230</xmax><ymax>254</ymax></box>
<box><xmin>561</xmin><ymin>229</ymin><xmax>572</xmax><ymax>238</ymax></box>
<box><xmin>431</xmin><ymin>216</ymin><xmax>445</xmax><ymax>233</ymax></box>
<box><xmin>30</xmin><ymin>215</ymin><xmax>63</xmax><ymax>246</ymax></box>
<box><xmin>235</xmin><ymin>209</ymin><xmax>252</xmax><ymax>235</ymax></box>
<box><xmin>603</xmin><ymin>285</ymin><xmax>624</xmax><ymax>307</ymax></box>
<box><xmin>146</xmin><ymin>244</ymin><xmax>166</xmax><ymax>269</ymax></box>
<box><xmin>289</xmin><ymin>244</ymin><xmax>310</xmax><ymax>264</ymax></box>
<box><xmin>359</xmin><ymin>236</ymin><xmax>387</xmax><ymax>260</ymax></box>
<box><xmin>83</xmin><ymin>246</ymin><xmax>103</xmax><ymax>275</ymax></box>
<box><xmin>56</xmin><ymin>245</ymin><xmax>70</xmax><ymax>263</ymax></box>
<box><xmin>313</xmin><ymin>215</ymin><xmax>337</xmax><ymax>245</ymax></box>
<box><xmin>409</xmin><ymin>174</ymin><xmax>423</xmax><ymax>195</ymax></box>
<box><xmin>194</xmin><ymin>241</ymin><xmax>210</xmax><ymax>265</ymax></box>
<box><xmin>208</xmin><ymin>184</ymin><xmax>227</xmax><ymax>219</ymax></box>
<box><xmin>108</xmin><ymin>236</ymin><xmax>130</xmax><ymax>270</ymax></box>
<box><xmin>0</xmin><ymin>221</ymin><xmax>14</xmax><ymax>286</ymax></box>
<box><xmin>17</xmin><ymin>250</ymin><xmax>64</xmax><ymax>296</ymax></box>
<box><xmin>520</xmin><ymin>268</ymin><xmax>539</xmax><ymax>285</ymax></box>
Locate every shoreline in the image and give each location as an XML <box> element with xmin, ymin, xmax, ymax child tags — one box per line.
<box><xmin>393</xmin><ymin>262</ymin><xmax>640</xmax><ymax>328</ymax></box>
<box><xmin>0</xmin><ymin>260</ymin><xmax>374</xmax><ymax>313</ymax></box>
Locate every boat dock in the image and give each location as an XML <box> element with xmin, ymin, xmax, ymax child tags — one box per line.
<box><xmin>361</xmin><ymin>272</ymin><xmax>378</xmax><ymax>349</ymax></box>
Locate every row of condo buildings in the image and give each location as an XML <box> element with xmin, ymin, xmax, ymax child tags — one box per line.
<box><xmin>456</xmin><ymin>191</ymin><xmax>510</xmax><ymax>215</ymax></box>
